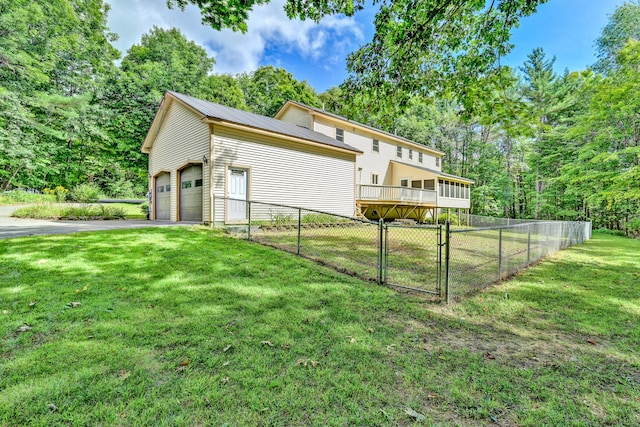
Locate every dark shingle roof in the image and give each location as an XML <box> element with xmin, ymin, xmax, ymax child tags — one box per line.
<box><xmin>168</xmin><ymin>91</ymin><xmax>361</xmax><ymax>154</ymax></box>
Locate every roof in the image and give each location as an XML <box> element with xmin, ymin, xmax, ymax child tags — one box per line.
<box><xmin>276</xmin><ymin>100</ymin><xmax>445</xmax><ymax>157</ymax></box>
<box><xmin>160</xmin><ymin>91</ymin><xmax>362</xmax><ymax>154</ymax></box>
<box><xmin>391</xmin><ymin>161</ymin><xmax>475</xmax><ymax>184</ymax></box>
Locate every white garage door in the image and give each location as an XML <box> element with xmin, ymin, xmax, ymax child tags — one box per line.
<box><xmin>180</xmin><ymin>164</ymin><xmax>203</xmax><ymax>222</ymax></box>
<box><xmin>155</xmin><ymin>173</ymin><xmax>171</xmax><ymax>220</ymax></box>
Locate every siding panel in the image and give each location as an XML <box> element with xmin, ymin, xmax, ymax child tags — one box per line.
<box><xmin>213</xmin><ymin>127</ymin><xmax>355</xmax><ymax>223</ymax></box>
<box><xmin>148</xmin><ymin>101</ymin><xmax>210</xmax><ymax>222</ymax></box>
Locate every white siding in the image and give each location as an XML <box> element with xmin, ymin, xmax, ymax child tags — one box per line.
<box><xmin>437</xmin><ymin>197</ymin><xmax>470</xmax><ymax>209</ymax></box>
<box><xmin>278</xmin><ymin>108</ymin><xmax>313</xmax><ymax>130</ymax></box>
<box><xmin>148</xmin><ymin>101</ymin><xmax>211</xmax><ymax>222</ymax></box>
<box><xmin>213</xmin><ymin>127</ymin><xmax>355</xmax><ymax>223</ymax></box>
<box><xmin>312</xmin><ymin>117</ymin><xmax>442</xmax><ymax>187</ymax></box>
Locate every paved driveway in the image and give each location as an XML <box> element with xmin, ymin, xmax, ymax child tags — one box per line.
<box><xmin>0</xmin><ymin>205</ymin><xmax>190</xmax><ymax>239</ymax></box>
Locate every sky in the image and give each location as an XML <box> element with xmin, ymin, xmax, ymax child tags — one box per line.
<box><xmin>106</xmin><ymin>0</ymin><xmax>625</xmax><ymax>92</ymax></box>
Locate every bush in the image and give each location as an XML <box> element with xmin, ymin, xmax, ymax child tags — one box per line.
<box><xmin>12</xmin><ymin>203</ymin><xmax>126</xmax><ymax>220</ymax></box>
<box><xmin>43</xmin><ymin>186</ymin><xmax>69</xmax><ymax>202</ymax></box>
<box><xmin>140</xmin><ymin>202</ymin><xmax>149</xmax><ymax>216</ymax></box>
<box><xmin>69</xmin><ymin>183</ymin><xmax>103</xmax><ymax>203</ymax></box>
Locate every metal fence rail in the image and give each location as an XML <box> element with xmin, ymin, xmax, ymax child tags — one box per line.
<box><xmin>217</xmin><ymin>197</ymin><xmax>591</xmax><ymax>301</ymax></box>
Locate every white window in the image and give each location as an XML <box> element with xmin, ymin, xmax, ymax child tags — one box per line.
<box><xmin>409</xmin><ymin>149</ymin><xmax>413</xmax><ymax>160</ymax></box>
<box><xmin>336</xmin><ymin>128</ymin><xmax>344</xmax><ymax>142</ymax></box>
<box><xmin>418</xmin><ymin>152</ymin><xmax>423</xmax><ymax>163</ymax></box>
<box><xmin>400</xmin><ymin>179</ymin><xmax>409</xmax><ymax>187</ymax></box>
<box><xmin>436</xmin><ymin>157</ymin><xmax>440</xmax><ymax>167</ymax></box>
<box><xmin>396</xmin><ymin>146</ymin><xmax>402</xmax><ymax>158</ymax></box>
<box><xmin>372</xmin><ymin>139</ymin><xmax>379</xmax><ymax>152</ymax></box>
<box><xmin>372</xmin><ymin>174</ymin><xmax>379</xmax><ymax>185</ymax></box>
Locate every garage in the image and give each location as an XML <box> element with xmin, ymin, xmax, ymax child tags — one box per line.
<box><xmin>179</xmin><ymin>164</ymin><xmax>203</xmax><ymax>222</ymax></box>
<box><xmin>155</xmin><ymin>172</ymin><xmax>171</xmax><ymax>220</ymax></box>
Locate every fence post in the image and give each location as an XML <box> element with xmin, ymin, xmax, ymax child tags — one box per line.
<box><xmin>297</xmin><ymin>208</ymin><xmax>301</xmax><ymax>255</ymax></box>
<box><xmin>378</xmin><ymin>219</ymin><xmax>384</xmax><ymax>284</ymax></box>
<box><xmin>384</xmin><ymin>224</ymin><xmax>389</xmax><ymax>284</ymax></box>
<box><xmin>498</xmin><ymin>228</ymin><xmax>503</xmax><ymax>281</ymax></box>
<box><xmin>444</xmin><ymin>220</ymin><xmax>450</xmax><ymax>304</ymax></box>
<box><xmin>437</xmin><ymin>224</ymin><xmax>442</xmax><ymax>296</ymax></box>
<box><xmin>247</xmin><ymin>200</ymin><xmax>251</xmax><ymax>241</ymax></box>
<box><xmin>527</xmin><ymin>225</ymin><xmax>531</xmax><ymax>265</ymax></box>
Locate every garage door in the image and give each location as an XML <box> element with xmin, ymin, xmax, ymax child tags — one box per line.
<box><xmin>180</xmin><ymin>164</ymin><xmax>203</xmax><ymax>222</ymax></box>
<box><xmin>155</xmin><ymin>173</ymin><xmax>171</xmax><ymax>220</ymax></box>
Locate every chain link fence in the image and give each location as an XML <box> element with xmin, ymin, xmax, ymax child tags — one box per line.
<box><xmin>446</xmin><ymin>220</ymin><xmax>592</xmax><ymax>302</ymax></box>
<box><xmin>218</xmin><ymin>197</ymin><xmax>591</xmax><ymax>301</ymax></box>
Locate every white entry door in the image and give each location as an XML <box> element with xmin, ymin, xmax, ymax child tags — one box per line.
<box><xmin>228</xmin><ymin>168</ymin><xmax>248</xmax><ymax>221</ymax></box>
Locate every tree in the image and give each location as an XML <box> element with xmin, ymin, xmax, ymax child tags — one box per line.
<box><xmin>594</xmin><ymin>1</ymin><xmax>640</xmax><ymax>73</ymax></box>
<box><xmin>563</xmin><ymin>40</ymin><xmax>640</xmax><ymax>229</ymax></box>
<box><xmin>200</xmin><ymin>74</ymin><xmax>247</xmax><ymax>109</ymax></box>
<box><xmin>0</xmin><ymin>0</ymin><xmax>119</xmax><ymax>190</ymax></box>
<box><xmin>237</xmin><ymin>66</ymin><xmax>321</xmax><ymax>117</ymax></box>
<box><xmin>101</xmin><ymin>26</ymin><xmax>215</xmax><ymax>194</ymax></box>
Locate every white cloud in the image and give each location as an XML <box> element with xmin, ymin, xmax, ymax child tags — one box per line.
<box><xmin>106</xmin><ymin>0</ymin><xmax>365</xmax><ymax>77</ymax></box>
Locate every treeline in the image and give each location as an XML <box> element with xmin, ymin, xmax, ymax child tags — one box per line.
<box><xmin>1</xmin><ymin>1</ymin><xmax>638</xmax><ymax>232</ymax></box>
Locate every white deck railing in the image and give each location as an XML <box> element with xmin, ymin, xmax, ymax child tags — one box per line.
<box><xmin>357</xmin><ymin>184</ymin><xmax>437</xmax><ymax>204</ymax></box>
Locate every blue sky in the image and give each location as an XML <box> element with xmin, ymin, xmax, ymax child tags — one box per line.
<box><xmin>107</xmin><ymin>0</ymin><xmax>624</xmax><ymax>92</ymax></box>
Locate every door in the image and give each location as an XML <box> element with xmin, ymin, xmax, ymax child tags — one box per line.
<box><xmin>179</xmin><ymin>164</ymin><xmax>203</xmax><ymax>222</ymax></box>
<box><xmin>228</xmin><ymin>168</ymin><xmax>248</xmax><ymax>221</ymax></box>
<box><xmin>155</xmin><ymin>173</ymin><xmax>171</xmax><ymax>220</ymax></box>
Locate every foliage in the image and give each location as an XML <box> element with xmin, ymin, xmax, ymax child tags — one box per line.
<box><xmin>1</xmin><ymin>229</ymin><xmax>639</xmax><ymax>425</ymax></box>
<box><xmin>68</xmin><ymin>183</ymin><xmax>103</xmax><ymax>203</ymax></box>
<box><xmin>43</xmin><ymin>186</ymin><xmax>70</xmax><ymax>203</ymax></box>
<box><xmin>238</xmin><ymin>66</ymin><xmax>321</xmax><ymax>117</ymax></box>
<box><xmin>594</xmin><ymin>1</ymin><xmax>640</xmax><ymax>73</ymax></box>
<box><xmin>0</xmin><ymin>190</ymin><xmax>54</xmax><ymax>205</ymax></box>
<box><xmin>12</xmin><ymin>203</ymin><xmax>126</xmax><ymax>220</ymax></box>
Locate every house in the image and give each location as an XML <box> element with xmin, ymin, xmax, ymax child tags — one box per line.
<box><xmin>142</xmin><ymin>91</ymin><xmax>473</xmax><ymax>225</ymax></box>
<box><xmin>142</xmin><ymin>91</ymin><xmax>362</xmax><ymax>224</ymax></box>
<box><xmin>275</xmin><ymin>101</ymin><xmax>473</xmax><ymax>223</ymax></box>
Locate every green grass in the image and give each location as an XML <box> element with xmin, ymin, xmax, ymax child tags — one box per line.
<box><xmin>1</xmin><ymin>229</ymin><xmax>639</xmax><ymax>426</ymax></box>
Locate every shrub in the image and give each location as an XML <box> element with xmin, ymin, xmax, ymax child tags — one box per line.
<box><xmin>12</xmin><ymin>204</ymin><xmax>126</xmax><ymax>220</ymax></box>
<box><xmin>69</xmin><ymin>183</ymin><xmax>103</xmax><ymax>203</ymax></box>
<box><xmin>140</xmin><ymin>202</ymin><xmax>149</xmax><ymax>216</ymax></box>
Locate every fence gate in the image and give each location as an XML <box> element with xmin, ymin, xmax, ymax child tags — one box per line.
<box><xmin>382</xmin><ymin>223</ymin><xmax>443</xmax><ymax>295</ymax></box>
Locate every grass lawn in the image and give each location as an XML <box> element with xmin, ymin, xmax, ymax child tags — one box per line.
<box><xmin>1</xmin><ymin>229</ymin><xmax>639</xmax><ymax>426</ymax></box>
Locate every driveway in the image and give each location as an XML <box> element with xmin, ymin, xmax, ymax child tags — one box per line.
<box><xmin>0</xmin><ymin>205</ymin><xmax>192</xmax><ymax>239</ymax></box>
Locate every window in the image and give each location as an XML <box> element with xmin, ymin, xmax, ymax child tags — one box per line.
<box><xmin>372</xmin><ymin>139</ymin><xmax>379</xmax><ymax>152</ymax></box>
<box><xmin>418</xmin><ymin>152</ymin><xmax>423</xmax><ymax>163</ymax></box>
<box><xmin>400</xmin><ymin>179</ymin><xmax>409</xmax><ymax>187</ymax></box>
<box><xmin>336</xmin><ymin>128</ymin><xmax>344</xmax><ymax>142</ymax></box>
<box><xmin>409</xmin><ymin>149</ymin><xmax>413</xmax><ymax>160</ymax></box>
<box><xmin>436</xmin><ymin>157</ymin><xmax>440</xmax><ymax>167</ymax></box>
<box><xmin>158</xmin><ymin>186</ymin><xmax>164</xmax><ymax>193</ymax></box>
<box><xmin>439</xmin><ymin>181</ymin><xmax>443</xmax><ymax>196</ymax></box>
<box><xmin>411</xmin><ymin>180</ymin><xmax>422</xmax><ymax>188</ymax></box>
<box><xmin>182</xmin><ymin>180</ymin><xmax>192</xmax><ymax>189</ymax></box>
<box><xmin>396</xmin><ymin>146</ymin><xmax>402</xmax><ymax>158</ymax></box>
<box><xmin>424</xmin><ymin>179</ymin><xmax>435</xmax><ymax>190</ymax></box>
<box><xmin>165</xmin><ymin>184</ymin><xmax>171</xmax><ymax>192</ymax></box>
<box><xmin>195</xmin><ymin>179</ymin><xmax>203</xmax><ymax>187</ymax></box>
<box><xmin>371</xmin><ymin>174</ymin><xmax>379</xmax><ymax>185</ymax></box>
